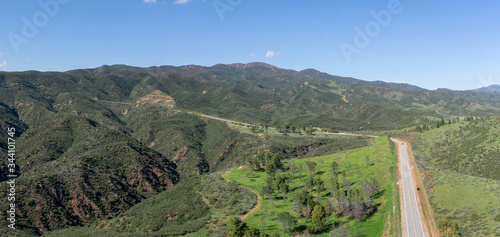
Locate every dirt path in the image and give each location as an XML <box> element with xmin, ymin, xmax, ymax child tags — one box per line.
<box><xmin>222</xmin><ymin>166</ymin><xmax>262</xmax><ymax>221</ymax></box>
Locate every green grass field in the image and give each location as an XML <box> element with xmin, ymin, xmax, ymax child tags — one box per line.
<box><xmin>224</xmin><ymin>137</ymin><xmax>399</xmax><ymax>236</ymax></box>
<box><xmin>428</xmin><ymin>170</ymin><xmax>500</xmax><ymax>236</ymax></box>
<box><xmin>412</xmin><ymin>117</ymin><xmax>500</xmax><ymax>236</ymax></box>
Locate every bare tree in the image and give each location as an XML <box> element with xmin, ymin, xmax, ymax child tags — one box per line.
<box><xmin>342</xmin><ymin>175</ymin><xmax>351</xmax><ymax>192</ymax></box>
<box><xmin>306</xmin><ymin>161</ymin><xmax>317</xmax><ymax>175</ymax></box>
<box><xmin>352</xmin><ymin>201</ymin><xmax>364</xmax><ymax>221</ymax></box>
<box><xmin>302</xmin><ymin>206</ymin><xmax>313</xmax><ymax>223</ymax></box>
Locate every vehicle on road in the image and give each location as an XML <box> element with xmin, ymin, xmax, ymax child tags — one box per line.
<box><xmin>417</xmin><ymin>187</ymin><xmax>420</xmax><ymax>191</ymax></box>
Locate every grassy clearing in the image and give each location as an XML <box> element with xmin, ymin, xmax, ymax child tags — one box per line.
<box><xmin>224</xmin><ymin>137</ymin><xmax>399</xmax><ymax>236</ymax></box>
<box><xmin>429</xmin><ymin>170</ymin><xmax>500</xmax><ymax>236</ymax></box>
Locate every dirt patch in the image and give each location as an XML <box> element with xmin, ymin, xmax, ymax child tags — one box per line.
<box><xmin>135</xmin><ymin>90</ymin><xmax>175</xmax><ymax>108</ymax></box>
<box><xmin>382</xmin><ymin>213</ymin><xmax>391</xmax><ymax>237</ymax></box>
<box><xmin>173</xmin><ymin>147</ymin><xmax>189</xmax><ymax>164</ymax></box>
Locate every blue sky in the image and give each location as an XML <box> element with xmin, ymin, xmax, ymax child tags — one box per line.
<box><xmin>1</xmin><ymin>0</ymin><xmax>499</xmax><ymax>90</ymax></box>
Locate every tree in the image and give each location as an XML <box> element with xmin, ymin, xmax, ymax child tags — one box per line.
<box><xmin>306</xmin><ymin>161</ymin><xmax>317</xmax><ymax>175</ymax></box>
<box><xmin>298</xmin><ymin>164</ymin><xmax>303</xmax><ymax>181</ymax></box>
<box><xmin>243</xmin><ymin>226</ymin><xmax>261</xmax><ymax>237</ymax></box>
<box><xmin>311</xmin><ymin>205</ymin><xmax>326</xmax><ymax>233</ymax></box>
<box><xmin>265</xmin><ymin>163</ymin><xmax>277</xmax><ymax>177</ymax></box>
<box><xmin>342</xmin><ymin>175</ymin><xmax>351</xmax><ymax>192</ymax></box>
<box><xmin>278</xmin><ymin>182</ymin><xmax>290</xmax><ymax>200</ymax></box>
<box><xmin>306</xmin><ymin>176</ymin><xmax>315</xmax><ymax>190</ymax></box>
<box><xmin>289</xmin><ymin>164</ymin><xmax>297</xmax><ymax>179</ymax></box>
<box><xmin>292</xmin><ymin>190</ymin><xmax>315</xmax><ymax>217</ymax></box>
<box><xmin>437</xmin><ymin>217</ymin><xmax>461</xmax><ymax>237</ymax></box>
<box><xmin>348</xmin><ymin>188</ymin><xmax>366</xmax><ymax>221</ymax></box>
<box><xmin>337</xmin><ymin>191</ymin><xmax>349</xmax><ymax>217</ymax></box>
<box><xmin>329</xmin><ymin>175</ymin><xmax>340</xmax><ymax>198</ymax></box>
<box><xmin>314</xmin><ymin>177</ymin><xmax>324</xmax><ymax>196</ymax></box>
<box><xmin>247</xmin><ymin>157</ymin><xmax>261</xmax><ymax>171</ymax></box>
<box><xmin>261</xmin><ymin>185</ymin><xmax>274</xmax><ymax>200</ymax></box>
<box><xmin>197</xmin><ymin>157</ymin><xmax>210</xmax><ymax>174</ymax></box>
<box><xmin>277</xmin><ymin>212</ymin><xmax>296</xmax><ymax>233</ymax></box>
<box><xmin>228</xmin><ymin>217</ymin><xmax>248</xmax><ymax>237</ymax></box>
<box><xmin>370</xmin><ymin>177</ymin><xmax>379</xmax><ymax>195</ymax></box>
<box><xmin>270</xmin><ymin>155</ymin><xmax>282</xmax><ymax>172</ymax></box>
<box><xmin>362</xmin><ymin>179</ymin><xmax>373</xmax><ymax>197</ymax></box>
<box><xmin>330</xmin><ymin>161</ymin><xmax>338</xmax><ymax>174</ymax></box>
<box><xmin>302</xmin><ymin>206</ymin><xmax>313</xmax><ymax>222</ymax></box>
<box><xmin>257</xmin><ymin>152</ymin><xmax>272</xmax><ymax>165</ymax></box>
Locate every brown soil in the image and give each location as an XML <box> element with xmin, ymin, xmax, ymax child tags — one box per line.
<box><xmin>382</xmin><ymin>213</ymin><xmax>391</xmax><ymax>237</ymax></box>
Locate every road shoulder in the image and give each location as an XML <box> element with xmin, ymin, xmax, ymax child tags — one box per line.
<box><xmin>404</xmin><ymin>142</ymin><xmax>440</xmax><ymax>237</ymax></box>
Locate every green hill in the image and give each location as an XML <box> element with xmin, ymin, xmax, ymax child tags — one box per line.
<box><xmin>411</xmin><ymin>117</ymin><xmax>500</xmax><ymax>236</ymax></box>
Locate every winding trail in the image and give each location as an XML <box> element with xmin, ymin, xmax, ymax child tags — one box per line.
<box><xmin>222</xmin><ymin>166</ymin><xmax>262</xmax><ymax>221</ymax></box>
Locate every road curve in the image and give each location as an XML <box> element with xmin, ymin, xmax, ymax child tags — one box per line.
<box><xmin>391</xmin><ymin>138</ymin><xmax>425</xmax><ymax>237</ymax></box>
<box><xmin>222</xmin><ymin>167</ymin><xmax>262</xmax><ymax>221</ymax></box>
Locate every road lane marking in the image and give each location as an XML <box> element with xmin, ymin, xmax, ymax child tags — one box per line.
<box><xmin>405</xmin><ymin>163</ymin><xmax>418</xmax><ymax>236</ymax></box>
<box><xmin>398</xmin><ymin>142</ymin><xmax>411</xmax><ymax>237</ymax></box>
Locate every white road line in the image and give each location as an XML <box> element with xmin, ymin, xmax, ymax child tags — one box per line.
<box><xmin>392</xmin><ymin>138</ymin><xmax>425</xmax><ymax>237</ymax></box>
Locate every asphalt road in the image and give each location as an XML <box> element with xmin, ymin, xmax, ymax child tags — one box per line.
<box><xmin>392</xmin><ymin>138</ymin><xmax>426</xmax><ymax>237</ymax></box>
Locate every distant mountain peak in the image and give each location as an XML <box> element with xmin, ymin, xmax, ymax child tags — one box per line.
<box><xmin>227</xmin><ymin>62</ymin><xmax>282</xmax><ymax>70</ymax></box>
<box><xmin>474</xmin><ymin>84</ymin><xmax>500</xmax><ymax>93</ymax></box>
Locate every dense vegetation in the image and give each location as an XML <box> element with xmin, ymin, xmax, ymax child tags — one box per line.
<box><xmin>412</xmin><ymin>117</ymin><xmax>500</xmax><ymax>236</ymax></box>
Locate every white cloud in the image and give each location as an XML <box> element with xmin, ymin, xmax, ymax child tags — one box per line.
<box><xmin>0</xmin><ymin>60</ymin><xmax>7</xmax><ymax>71</ymax></box>
<box><xmin>174</xmin><ymin>0</ymin><xmax>191</xmax><ymax>4</ymax></box>
<box><xmin>266</xmin><ymin>50</ymin><xmax>280</xmax><ymax>58</ymax></box>
<box><xmin>143</xmin><ymin>0</ymin><xmax>157</xmax><ymax>4</ymax></box>
<box><xmin>0</xmin><ymin>53</ymin><xmax>3</xmax><ymax>56</ymax></box>
<box><xmin>249</xmin><ymin>53</ymin><xmax>256</xmax><ymax>57</ymax></box>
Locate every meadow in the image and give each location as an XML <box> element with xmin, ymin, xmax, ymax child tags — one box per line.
<box><xmin>224</xmin><ymin>137</ymin><xmax>401</xmax><ymax>236</ymax></box>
